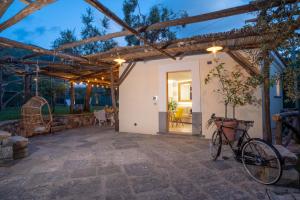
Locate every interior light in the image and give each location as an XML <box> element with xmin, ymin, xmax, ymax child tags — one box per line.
<box><xmin>114</xmin><ymin>58</ymin><xmax>126</xmax><ymax>65</ymax></box>
<box><xmin>206</xmin><ymin>45</ymin><xmax>223</xmax><ymax>54</ymax></box>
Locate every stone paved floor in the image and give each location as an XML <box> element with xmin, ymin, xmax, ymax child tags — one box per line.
<box><xmin>0</xmin><ymin>127</ymin><xmax>299</xmax><ymax>200</ymax></box>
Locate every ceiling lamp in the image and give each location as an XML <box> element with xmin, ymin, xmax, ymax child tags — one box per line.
<box><xmin>114</xmin><ymin>57</ymin><xmax>126</xmax><ymax>65</ymax></box>
<box><xmin>206</xmin><ymin>45</ymin><xmax>223</xmax><ymax>54</ymax></box>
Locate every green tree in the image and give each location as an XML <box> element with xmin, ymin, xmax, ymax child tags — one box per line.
<box><xmin>81</xmin><ymin>8</ymin><xmax>117</xmax><ymax>55</ymax></box>
<box><xmin>122</xmin><ymin>0</ymin><xmax>188</xmax><ymax>46</ymax></box>
<box><xmin>52</xmin><ymin>29</ymin><xmax>80</xmax><ymax>55</ymax></box>
<box><xmin>39</xmin><ymin>78</ymin><xmax>66</xmax><ymax>112</ymax></box>
<box><xmin>205</xmin><ymin>61</ymin><xmax>260</xmax><ymax>118</ymax></box>
<box><xmin>248</xmin><ymin>0</ymin><xmax>299</xmax><ymax>142</ymax></box>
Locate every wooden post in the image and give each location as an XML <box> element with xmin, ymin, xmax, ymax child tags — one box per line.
<box><xmin>23</xmin><ymin>65</ymin><xmax>31</xmax><ymax>103</ymax></box>
<box><xmin>262</xmin><ymin>51</ymin><xmax>272</xmax><ymax>143</ymax></box>
<box><xmin>110</xmin><ymin>68</ymin><xmax>119</xmax><ymax>132</ymax></box>
<box><xmin>84</xmin><ymin>84</ymin><xmax>92</xmax><ymax>112</ymax></box>
<box><xmin>70</xmin><ymin>82</ymin><xmax>75</xmax><ymax>113</ymax></box>
<box><xmin>0</xmin><ymin>65</ymin><xmax>3</xmax><ymax>111</ymax></box>
<box><xmin>272</xmin><ymin>114</ymin><xmax>282</xmax><ymax>145</ymax></box>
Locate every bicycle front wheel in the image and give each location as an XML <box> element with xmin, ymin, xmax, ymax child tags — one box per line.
<box><xmin>241</xmin><ymin>138</ymin><xmax>282</xmax><ymax>185</ymax></box>
<box><xmin>210</xmin><ymin>130</ymin><xmax>222</xmax><ymax>160</ymax></box>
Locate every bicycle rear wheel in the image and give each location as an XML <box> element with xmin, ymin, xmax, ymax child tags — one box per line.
<box><xmin>241</xmin><ymin>138</ymin><xmax>282</xmax><ymax>185</ymax></box>
<box><xmin>210</xmin><ymin>130</ymin><xmax>222</xmax><ymax>160</ymax></box>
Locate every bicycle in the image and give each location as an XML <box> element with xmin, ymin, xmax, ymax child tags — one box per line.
<box><xmin>209</xmin><ymin>114</ymin><xmax>283</xmax><ymax>185</ymax></box>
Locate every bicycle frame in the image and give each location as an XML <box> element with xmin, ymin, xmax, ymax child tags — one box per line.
<box><xmin>218</xmin><ymin>123</ymin><xmax>251</xmax><ymax>159</ymax></box>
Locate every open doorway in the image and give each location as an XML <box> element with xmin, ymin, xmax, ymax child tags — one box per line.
<box><xmin>167</xmin><ymin>71</ymin><xmax>192</xmax><ymax>133</ymax></box>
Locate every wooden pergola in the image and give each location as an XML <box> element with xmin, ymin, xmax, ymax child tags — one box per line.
<box><xmin>0</xmin><ymin>0</ymin><xmax>299</xmax><ymax>131</ymax></box>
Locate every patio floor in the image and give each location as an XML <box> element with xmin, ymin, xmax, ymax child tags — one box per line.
<box><xmin>0</xmin><ymin>127</ymin><xmax>299</xmax><ymax>200</ymax></box>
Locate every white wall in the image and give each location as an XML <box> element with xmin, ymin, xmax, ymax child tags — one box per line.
<box><xmin>119</xmin><ymin>53</ymin><xmax>264</xmax><ymax>138</ymax></box>
<box><xmin>200</xmin><ymin>53</ymin><xmax>263</xmax><ymax>138</ymax></box>
<box><xmin>119</xmin><ymin>61</ymin><xmax>159</xmax><ymax>134</ymax></box>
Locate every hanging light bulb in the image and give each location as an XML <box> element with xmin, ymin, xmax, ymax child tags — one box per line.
<box><xmin>94</xmin><ymin>78</ymin><xmax>97</xmax><ymax>81</ymax></box>
<box><xmin>206</xmin><ymin>43</ymin><xmax>223</xmax><ymax>54</ymax></box>
<box><xmin>114</xmin><ymin>57</ymin><xmax>126</xmax><ymax>65</ymax></box>
<box><xmin>101</xmin><ymin>76</ymin><xmax>104</xmax><ymax>80</ymax></box>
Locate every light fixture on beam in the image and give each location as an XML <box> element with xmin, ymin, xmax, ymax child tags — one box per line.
<box><xmin>114</xmin><ymin>57</ymin><xmax>126</xmax><ymax>65</ymax></box>
<box><xmin>206</xmin><ymin>45</ymin><xmax>223</xmax><ymax>54</ymax></box>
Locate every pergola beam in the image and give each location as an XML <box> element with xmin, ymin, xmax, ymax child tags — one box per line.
<box><xmin>0</xmin><ymin>0</ymin><xmax>56</xmax><ymax>32</ymax></box>
<box><xmin>226</xmin><ymin>50</ymin><xmax>260</xmax><ymax>76</ymax></box>
<box><xmin>0</xmin><ymin>37</ymin><xmax>88</xmax><ymax>62</ymax></box>
<box><xmin>0</xmin><ymin>0</ymin><xmax>14</xmax><ymax>18</ymax></box>
<box><xmin>118</xmin><ymin>62</ymin><xmax>136</xmax><ymax>86</ymax></box>
<box><xmin>19</xmin><ymin>0</ymin><xmax>33</xmax><ymax>4</ymax></box>
<box><xmin>0</xmin><ymin>58</ymin><xmax>113</xmax><ymax>77</ymax></box>
<box><xmin>57</xmin><ymin>0</ymin><xmax>298</xmax><ymax>51</ymax></box>
<box><xmin>85</xmin><ymin>0</ymin><xmax>176</xmax><ymax>60</ymax></box>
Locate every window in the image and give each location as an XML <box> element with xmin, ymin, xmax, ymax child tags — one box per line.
<box><xmin>275</xmin><ymin>79</ymin><xmax>281</xmax><ymax>97</ymax></box>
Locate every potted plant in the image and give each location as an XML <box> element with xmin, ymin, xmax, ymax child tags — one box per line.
<box><xmin>205</xmin><ymin>60</ymin><xmax>260</xmax><ymax>141</ymax></box>
<box><xmin>168</xmin><ymin>98</ymin><xmax>177</xmax><ymax>113</ymax></box>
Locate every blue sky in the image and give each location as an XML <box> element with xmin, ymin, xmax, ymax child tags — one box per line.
<box><xmin>0</xmin><ymin>0</ymin><xmax>255</xmax><ymax>49</ymax></box>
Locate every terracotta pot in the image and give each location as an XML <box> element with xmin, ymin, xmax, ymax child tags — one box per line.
<box><xmin>215</xmin><ymin>119</ymin><xmax>238</xmax><ymax>142</ymax></box>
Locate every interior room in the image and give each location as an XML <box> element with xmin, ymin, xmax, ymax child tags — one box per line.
<box><xmin>167</xmin><ymin>71</ymin><xmax>192</xmax><ymax>133</ymax></box>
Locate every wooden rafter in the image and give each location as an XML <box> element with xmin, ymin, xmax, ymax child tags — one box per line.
<box><xmin>85</xmin><ymin>0</ymin><xmax>176</xmax><ymax>60</ymax></box>
<box><xmin>85</xmin><ymin>27</ymin><xmax>273</xmax><ymax>62</ymax></box>
<box><xmin>0</xmin><ymin>0</ymin><xmax>14</xmax><ymax>18</ymax></box>
<box><xmin>118</xmin><ymin>62</ymin><xmax>136</xmax><ymax>86</ymax></box>
<box><xmin>0</xmin><ymin>0</ymin><xmax>56</xmax><ymax>32</ymax></box>
<box><xmin>57</xmin><ymin>0</ymin><xmax>298</xmax><ymax>51</ymax></box>
<box><xmin>226</xmin><ymin>51</ymin><xmax>260</xmax><ymax>76</ymax></box>
<box><xmin>19</xmin><ymin>0</ymin><xmax>33</xmax><ymax>4</ymax></box>
<box><xmin>0</xmin><ymin>58</ymin><xmax>92</xmax><ymax>68</ymax></box>
<box><xmin>0</xmin><ymin>37</ymin><xmax>88</xmax><ymax>62</ymax></box>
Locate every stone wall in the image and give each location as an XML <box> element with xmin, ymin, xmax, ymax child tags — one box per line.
<box><xmin>0</xmin><ymin>120</ymin><xmax>21</xmax><ymax>136</ymax></box>
<box><xmin>0</xmin><ymin>113</ymin><xmax>95</xmax><ymax>136</ymax></box>
<box><xmin>54</xmin><ymin>113</ymin><xmax>95</xmax><ymax>129</ymax></box>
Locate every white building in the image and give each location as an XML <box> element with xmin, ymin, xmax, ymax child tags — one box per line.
<box><xmin>118</xmin><ymin>51</ymin><xmax>285</xmax><ymax>139</ymax></box>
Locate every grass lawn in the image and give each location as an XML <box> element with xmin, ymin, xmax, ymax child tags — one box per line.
<box><xmin>0</xmin><ymin>105</ymin><xmax>104</xmax><ymax>121</ymax></box>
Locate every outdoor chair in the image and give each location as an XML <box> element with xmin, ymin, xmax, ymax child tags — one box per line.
<box><xmin>94</xmin><ymin>110</ymin><xmax>107</xmax><ymax>126</ymax></box>
<box><xmin>106</xmin><ymin>112</ymin><xmax>115</xmax><ymax>126</ymax></box>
